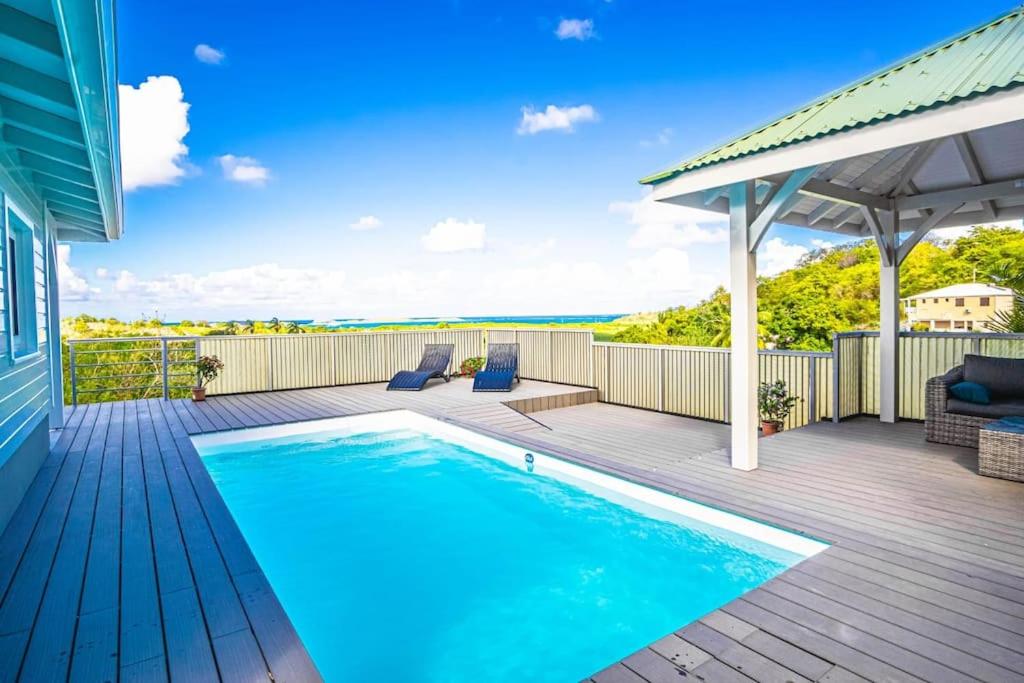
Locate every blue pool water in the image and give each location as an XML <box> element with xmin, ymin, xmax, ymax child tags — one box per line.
<box><xmin>200</xmin><ymin>427</ymin><xmax>810</xmax><ymax>682</ymax></box>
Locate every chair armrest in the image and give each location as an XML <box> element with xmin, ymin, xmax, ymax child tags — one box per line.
<box><xmin>931</xmin><ymin>365</ymin><xmax>964</xmax><ymax>388</ymax></box>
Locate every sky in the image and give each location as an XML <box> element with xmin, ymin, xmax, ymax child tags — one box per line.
<box><xmin>57</xmin><ymin>0</ymin><xmax>1019</xmax><ymax>322</ymax></box>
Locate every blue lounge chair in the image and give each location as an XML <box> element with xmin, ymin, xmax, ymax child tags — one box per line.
<box><xmin>387</xmin><ymin>343</ymin><xmax>454</xmax><ymax>391</ymax></box>
<box><xmin>473</xmin><ymin>343</ymin><xmax>519</xmax><ymax>392</ymax></box>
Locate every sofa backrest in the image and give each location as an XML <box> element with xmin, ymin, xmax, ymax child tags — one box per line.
<box><xmin>963</xmin><ymin>354</ymin><xmax>1024</xmax><ymax>398</ymax></box>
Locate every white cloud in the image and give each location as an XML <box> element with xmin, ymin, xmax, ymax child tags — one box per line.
<box><xmin>517</xmin><ymin>104</ymin><xmax>598</xmax><ymax>135</ymax></box>
<box><xmin>194</xmin><ymin>44</ymin><xmax>225</xmax><ymax>65</ymax></box>
<box><xmin>118</xmin><ymin>76</ymin><xmax>191</xmax><ymax>191</ymax></box>
<box><xmin>626</xmin><ymin>248</ymin><xmax>715</xmax><ymax>294</ymax></box>
<box><xmin>217</xmin><ymin>154</ymin><xmax>270</xmax><ymax>185</ymax></box>
<box><xmin>350</xmin><ymin>215</ymin><xmax>382</xmax><ymax>231</ymax></box>
<box><xmin>810</xmin><ymin>238</ymin><xmax>836</xmax><ymax>250</ymax></box>
<box><xmin>555</xmin><ymin>18</ymin><xmax>594</xmax><ymax>40</ymax></box>
<box><xmin>931</xmin><ymin>219</ymin><xmax>1023</xmax><ymax>241</ymax></box>
<box><xmin>610</xmin><ymin>195</ymin><xmax>727</xmax><ymax>249</ymax></box>
<box><xmin>758</xmin><ymin>237</ymin><xmax>808</xmax><ymax>276</ymax></box>
<box><xmin>57</xmin><ymin>245</ymin><xmax>98</xmax><ymax>301</ymax></box>
<box><xmin>640</xmin><ymin>128</ymin><xmax>673</xmax><ymax>147</ymax></box>
<box><xmin>421</xmin><ymin>218</ymin><xmax>486</xmax><ymax>253</ymax></box>
<box><xmin>95</xmin><ymin>267</ymin><xmax>109</xmax><ymax>279</ymax></box>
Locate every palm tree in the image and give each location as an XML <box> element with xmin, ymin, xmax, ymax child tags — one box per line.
<box><xmin>988</xmin><ymin>268</ymin><xmax>1024</xmax><ymax>333</ymax></box>
<box><xmin>218</xmin><ymin>320</ymin><xmax>240</xmax><ymax>336</ymax></box>
<box><xmin>268</xmin><ymin>317</ymin><xmax>283</xmax><ymax>333</ymax></box>
<box><xmin>286</xmin><ymin>321</ymin><xmax>304</xmax><ymax>334</ymax></box>
<box><xmin>241</xmin><ymin>319</ymin><xmax>256</xmax><ymax>334</ymax></box>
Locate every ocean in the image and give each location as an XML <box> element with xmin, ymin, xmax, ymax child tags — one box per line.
<box><xmin>300</xmin><ymin>314</ymin><xmax>623</xmax><ymax>329</ymax></box>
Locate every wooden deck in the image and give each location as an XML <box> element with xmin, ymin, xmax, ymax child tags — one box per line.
<box><xmin>0</xmin><ymin>380</ymin><xmax>1021</xmax><ymax>682</ymax></box>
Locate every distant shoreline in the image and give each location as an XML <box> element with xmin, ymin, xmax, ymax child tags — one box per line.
<box><xmin>156</xmin><ymin>314</ymin><xmax>628</xmax><ymax>328</ymax></box>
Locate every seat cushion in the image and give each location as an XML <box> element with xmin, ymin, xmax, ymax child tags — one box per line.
<box><xmin>949</xmin><ymin>381</ymin><xmax>990</xmax><ymax>404</ymax></box>
<box><xmin>985</xmin><ymin>419</ymin><xmax>1024</xmax><ymax>435</ymax></box>
<box><xmin>947</xmin><ymin>397</ymin><xmax>1024</xmax><ymax>419</ymax></box>
<box><xmin>963</xmin><ymin>354</ymin><xmax>1024</xmax><ymax>398</ymax></box>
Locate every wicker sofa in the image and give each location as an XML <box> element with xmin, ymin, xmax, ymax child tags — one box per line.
<box><xmin>925</xmin><ymin>354</ymin><xmax>1024</xmax><ymax>447</ymax></box>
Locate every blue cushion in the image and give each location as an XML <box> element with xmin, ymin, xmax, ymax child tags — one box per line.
<box><xmin>1003</xmin><ymin>416</ymin><xmax>1024</xmax><ymax>426</ymax></box>
<box><xmin>949</xmin><ymin>381</ymin><xmax>990</xmax><ymax>405</ymax></box>
<box><xmin>984</xmin><ymin>420</ymin><xmax>1024</xmax><ymax>434</ymax></box>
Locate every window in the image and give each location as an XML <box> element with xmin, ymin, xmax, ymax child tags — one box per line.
<box><xmin>955</xmin><ymin>297</ymin><xmax>965</xmax><ymax>307</ymax></box>
<box><xmin>980</xmin><ymin>297</ymin><xmax>991</xmax><ymax>306</ymax></box>
<box><xmin>5</xmin><ymin>211</ymin><xmax>37</xmax><ymax>358</ymax></box>
<box><xmin>933</xmin><ymin>298</ymin><xmax>939</xmax><ymax>303</ymax></box>
<box><xmin>954</xmin><ymin>321</ymin><xmax>965</xmax><ymax>329</ymax></box>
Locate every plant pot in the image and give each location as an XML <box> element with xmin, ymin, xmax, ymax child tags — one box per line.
<box><xmin>192</xmin><ymin>387</ymin><xmax>206</xmax><ymax>402</ymax></box>
<box><xmin>761</xmin><ymin>420</ymin><xmax>782</xmax><ymax>436</ymax></box>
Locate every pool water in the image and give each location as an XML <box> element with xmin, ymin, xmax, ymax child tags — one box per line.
<box><xmin>198</xmin><ymin>418</ymin><xmax>820</xmax><ymax>682</ymax></box>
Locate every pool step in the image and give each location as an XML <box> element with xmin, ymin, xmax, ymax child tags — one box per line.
<box><xmin>503</xmin><ymin>388</ymin><xmax>599</xmax><ymax>415</ymax></box>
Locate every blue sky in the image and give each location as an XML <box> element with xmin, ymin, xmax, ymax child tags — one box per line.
<box><xmin>58</xmin><ymin>0</ymin><xmax>1015</xmax><ymax>321</ymax></box>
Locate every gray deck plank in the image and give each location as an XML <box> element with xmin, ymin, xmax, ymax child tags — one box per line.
<box><xmin>2</xmin><ymin>381</ymin><xmax>1022</xmax><ymax>682</ymax></box>
<box><xmin>18</xmin><ymin>402</ymin><xmax>111</xmax><ymax>681</ymax></box>
<box><xmin>118</xmin><ymin>400</ymin><xmax>166</xmax><ymax>674</ymax></box>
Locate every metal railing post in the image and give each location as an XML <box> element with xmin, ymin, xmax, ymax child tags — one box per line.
<box><xmin>831</xmin><ymin>333</ymin><xmax>840</xmax><ymax>423</ymax></box>
<box><xmin>69</xmin><ymin>342</ymin><xmax>78</xmax><ymax>407</ymax></box>
<box><xmin>160</xmin><ymin>338</ymin><xmax>170</xmax><ymax>400</ymax></box>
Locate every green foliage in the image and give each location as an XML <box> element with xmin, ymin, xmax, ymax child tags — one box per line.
<box><xmin>459</xmin><ymin>356</ymin><xmax>485</xmax><ymax>377</ymax></box>
<box><xmin>612</xmin><ymin>226</ymin><xmax>1024</xmax><ymax>350</ymax></box>
<box><xmin>987</xmin><ymin>265</ymin><xmax>1024</xmax><ymax>333</ymax></box>
<box><xmin>758</xmin><ymin>380</ymin><xmax>800</xmax><ymax>426</ymax></box>
<box><xmin>196</xmin><ymin>355</ymin><xmax>224</xmax><ymax>388</ymax></box>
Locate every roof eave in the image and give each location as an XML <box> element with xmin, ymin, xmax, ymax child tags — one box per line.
<box><xmin>51</xmin><ymin>0</ymin><xmax>123</xmax><ymax>242</ymax></box>
<box><xmin>646</xmin><ymin>88</ymin><xmax>1024</xmax><ymax>205</ymax></box>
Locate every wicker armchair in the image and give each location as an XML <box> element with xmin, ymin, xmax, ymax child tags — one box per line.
<box><xmin>925</xmin><ymin>365</ymin><xmax>997</xmax><ymax>447</ymax></box>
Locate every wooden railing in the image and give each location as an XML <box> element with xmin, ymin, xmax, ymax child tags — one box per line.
<box><xmin>833</xmin><ymin>331</ymin><xmax>1024</xmax><ymax>420</ymax></box>
<box><xmin>591</xmin><ymin>343</ymin><xmax>831</xmax><ymax>429</ymax></box>
<box><xmin>198</xmin><ymin>329</ymin><xmax>485</xmax><ymax>395</ymax></box>
<box><xmin>67</xmin><ymin>329</ymin><xmax>1024</xmax><ymax>432</ymax></box>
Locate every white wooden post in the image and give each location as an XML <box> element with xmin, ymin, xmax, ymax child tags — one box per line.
<box><xmin>729</xmin><ymin>180</ymin><xmax>758</xmax><ymax>470</ymax></box>
<box><xmin>879</xmin><ymin>210</ymin><xmax>900</xmax><ymax>423</ymax></box>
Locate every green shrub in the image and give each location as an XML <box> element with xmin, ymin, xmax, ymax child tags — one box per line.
<box><xmin>459</xmin><ymin>356</ymin><xmax>485</xmax><ymax>377</ymax></box>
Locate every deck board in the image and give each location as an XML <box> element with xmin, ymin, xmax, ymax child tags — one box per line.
<box><xmin>1</xmin><ymin>379</ymin><xmax>1022</xmax><ymax>681</ymax></box>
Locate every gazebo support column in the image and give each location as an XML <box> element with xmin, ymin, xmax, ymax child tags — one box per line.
<box><xmin>863</xmin><ymin>206</ymin><xmax>901</xmax><ymax>423</ymax></box>
<box><xmin>879</xmin><ymin>256</ymin><xmax>900</xmax><ymax>423</ymax></box>
<box><xmin>729</xmin><ymin>180</ymin><xmax>758</xmax><ymax>470</ymax></box>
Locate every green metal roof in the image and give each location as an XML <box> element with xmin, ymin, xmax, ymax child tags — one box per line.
<box><xmin>641</xmin><ymin>6</ymin><xmax>1024</xmax><ymax>185</ymax></box>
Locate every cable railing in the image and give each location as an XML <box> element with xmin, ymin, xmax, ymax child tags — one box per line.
<box><xmin>67</xmin><ymin>336</ymin><xmax>199</xmax><ymax>405</ymax></box>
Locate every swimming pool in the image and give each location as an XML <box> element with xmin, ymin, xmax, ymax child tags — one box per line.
<box><xmin>194</xmin><ymin>411</ymin><xmax>826</xmax><ymax>682</ymax></box>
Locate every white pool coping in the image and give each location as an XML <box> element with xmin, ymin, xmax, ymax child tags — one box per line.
<box><xmin>191</xmin><ymin>410</ymin><xmax>829</xmax><ymax>558</ymax></box>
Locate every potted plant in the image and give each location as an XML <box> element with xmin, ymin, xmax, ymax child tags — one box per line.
<box><xmin>459</xmin><ymin>356</ymin><xmax>485</xmax><ymax>377</ymax></box>
<box><xmin>758</xmin><ymin>380</ymin><xmax>800</xmax><ymax>435</ymax></box>
<box><xmin>193</xmin><ymin>355</ymin><xmax>224</xmax><ymax>401</ymax></box>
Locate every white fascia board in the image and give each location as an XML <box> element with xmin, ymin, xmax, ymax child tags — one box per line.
<box><xmin>649</xmin><ymin>88</ymin><xmax>1024</xmax><ymax>203</ymax></box>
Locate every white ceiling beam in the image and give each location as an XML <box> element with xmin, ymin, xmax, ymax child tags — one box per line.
<box><xmin>703</xmin><ymin>186</ymin><xmax>728</xmax><ymax>206</ymax></box>
<box><xmin>860</xmin><ymin>206</ymin><xmax>893</xmax><ymax>266</ymax></box>
<box><xmin>800</xmin><ymin>178</ymin><xmax>891</xmax><ymax>212</ymax></box>
<box><xmin>804</xmin><ymin>147</ymin><xmax>911</xmax><ymax>226</ymax></box>
<box><xmin>896</xmin><ymin>203</ymin><xmax>960</xmax><ymax>265</ymax></box>
<box><xmin>747</xmin><ymin>166</ymin><xmax>818</xmax><ymax>251</ymax></box>
<box><xmin>892</xmin><ymin>139</ymin><xmax>942</xmax><ymax>196</ymax></box>
<box><xmin>896</xmin><ymin>179</ymin><xmax>1024</xmax><ymax>212</ymax></box>
<box><xmin>953</xmin><ymin>133</ymin><xmax>997</xmax><ymax>220</ymax></box>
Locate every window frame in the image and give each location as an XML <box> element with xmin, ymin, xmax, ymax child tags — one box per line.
<box><xmin>980</xmin><ymin>297</ymin><xmax>990</xmax><ymax>307</ymax></box>
<box><xmin>954</xmin><ymin>297</ymin><xmax>965</xmax><ymax>307</ymax></box>
<box><xmin>3</xmin><ymin>204</ymin><xmax>39</xmax><ymax>361</ymax></box>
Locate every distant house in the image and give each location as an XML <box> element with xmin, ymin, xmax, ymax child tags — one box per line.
<box><xmin>902</xmin><ymin>284</ymin><xmax>1014</xmax><ymax>332</ymax></box>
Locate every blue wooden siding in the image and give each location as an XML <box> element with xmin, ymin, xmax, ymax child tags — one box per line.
<box><xmin>0</xmin><ymin>187</ymin><xmax>54</xmax><ymax>476</ymax></box>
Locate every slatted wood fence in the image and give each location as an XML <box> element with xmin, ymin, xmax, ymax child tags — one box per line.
<box><xmin>71</xmin><ymin>329</ymin><xmax>1024</xmax><ymax>431</ymax></box>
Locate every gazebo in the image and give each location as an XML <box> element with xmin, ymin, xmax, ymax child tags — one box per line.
<box><xmin>641</xmin><ymin>7</ymin><xmax>1024</xmax><ymax>470</ymax></box>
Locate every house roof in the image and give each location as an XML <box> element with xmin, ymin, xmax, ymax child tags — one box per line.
<box><xmin>0</xmin><ymin>0</ymin><xmax>122</xmax><ymax>242</ymax></box>
<box><xmin>904</xmin><ymin>283</ymin><xmax>1014</xmax><ymax>300</ymax></box>
<box><xmin>641</xmin><ymin>7</ymin><xmax>1024</xmax><ymax>186</ymax></box>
